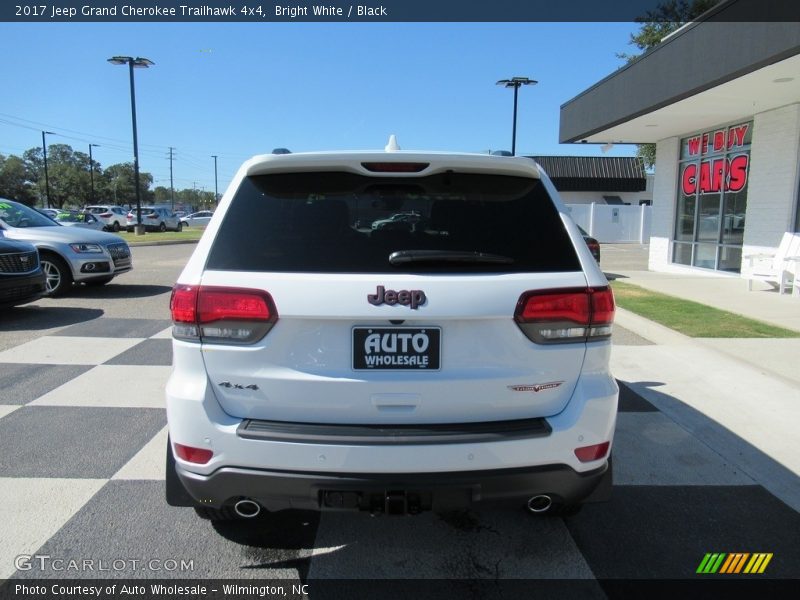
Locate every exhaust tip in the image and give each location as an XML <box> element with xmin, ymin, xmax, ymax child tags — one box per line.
<box><xmin>527</xmin><ymin>495</ymin><xmax>553</xmax><ymax>514</ymax></box>
<box><xmin>234</xmin><ymin>499</ymin><xmax>261</xmax><ymax>518</ymax></box>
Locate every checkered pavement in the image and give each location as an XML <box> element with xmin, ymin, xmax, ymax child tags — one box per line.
<box><xmin>1</xmin><ymin>318</ymin><xmax>798</xmax><ymax>582</ymax></box>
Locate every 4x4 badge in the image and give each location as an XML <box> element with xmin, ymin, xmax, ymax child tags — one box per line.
<box><xmin>508</xmin><ymin>382</ymin><xmax>564</xmax><ymax>393</ymax></box>
<box><xmin>368</xmin><ymin>285</ymin><xmax>426</xmax><ymax>309</ymax></box>
<box><xmin>218</xmin><ymin>381</ymin><xmax>259</xmax><ymax>391</ymax></box>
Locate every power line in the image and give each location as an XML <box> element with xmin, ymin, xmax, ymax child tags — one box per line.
<box><xmin>0</xmin><ymin>112</ymin><xmax>166</xmax><ymax>150</ymax></box>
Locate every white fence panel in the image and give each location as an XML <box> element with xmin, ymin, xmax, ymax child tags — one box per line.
<box><xmin>565</xmin><ymin>203</ymin><xmax>651</xmax><ymax>243</ymax></box>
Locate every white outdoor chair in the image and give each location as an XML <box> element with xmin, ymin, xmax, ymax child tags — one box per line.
<box><xmin>785</xmin><ymin>253</ymin><xmax>800</xmax><ymax>297</ymax></box>
<box><xmin>742</xmin><ymin>232</ymin><xmax>800</xmax><ymax>294</ymax></box>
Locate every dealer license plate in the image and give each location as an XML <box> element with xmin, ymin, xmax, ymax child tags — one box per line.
<box><xmin>352</xmin><ymin>327</ymin><xmax>441</xmax><ymax>370</ymax></box>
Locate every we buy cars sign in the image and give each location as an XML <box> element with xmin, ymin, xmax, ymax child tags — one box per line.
<box><xmin>681</xmin><ymin>122</ymin><xmax>751</xmax><ymax>195</ymax></box>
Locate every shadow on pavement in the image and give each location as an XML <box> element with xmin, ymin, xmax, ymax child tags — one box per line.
<box><xmin>1</xmin><ymin>306</ymin><xmax>104</xmax><ymax>331</ymax></box>
<box><xmin>603</xmin><ymin>272</ymin><xmax>629</xmax><ymax>281</ymax></box>
<box><xmin>71</xmin><ymin>283</ymin><xmax>173</xmax><ymax>299</ymax></box>
<box><xmin>620</xmin><ymin>378</ymin><xmax>800</xmax><ymax>512</ymax></box>
<box><xmin>211</xmin><ymin>510</ymin><xmax>320</xmax><ymax>578</ymax></box>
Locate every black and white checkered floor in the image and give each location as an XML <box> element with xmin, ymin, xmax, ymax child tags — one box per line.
<box><xmin>1</xmin><ymin>318</ymin><xmax>798</xmax><ymax>583</ymax></box>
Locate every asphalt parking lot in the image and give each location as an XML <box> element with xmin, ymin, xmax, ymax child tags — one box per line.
<box><xmin>1</xmin><ymin>242</ymin><xmax>798</xmax><ymax>596</ymax></box>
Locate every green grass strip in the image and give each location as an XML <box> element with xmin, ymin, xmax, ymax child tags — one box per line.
<box><xmin>114</xmin><ymin>228</ymin><xmax>205</xmax><ymax>244</ymax></box>
<box><xmin>611</xmin><ymin>280</ymin><xmax>800</xmax><ymax>338</ymax></box>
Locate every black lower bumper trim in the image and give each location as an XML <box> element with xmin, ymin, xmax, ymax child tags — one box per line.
<box><xmin>176</xmin><ymin>462</ymin><xmax>609</xmax><ymax>513</ymax></box>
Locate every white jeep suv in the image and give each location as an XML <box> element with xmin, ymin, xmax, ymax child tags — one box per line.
<box><xmin>165</xmin><ymin>147</ymin><xmax>617</xmax><ymax>520</ymax></box>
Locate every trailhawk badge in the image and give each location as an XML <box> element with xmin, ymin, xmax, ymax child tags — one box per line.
<box><xmin>508</xmin><ymin>382</ymin><xmax>564</xmax><ymax>393</ymax></box>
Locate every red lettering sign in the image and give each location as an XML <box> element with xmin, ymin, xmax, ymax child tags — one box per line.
<box><xmin>682</xmin><ymin>163</ymin><xmax>697</xmax><ymax>195</ymax></box>
<box><xmin>728</xmin><ymin>124</ymin><xmax>749</xmax><ymax>149</ymax></box>
<box><xmin>687</xmin><ymin>137</ymin><xmax>701</xmax><ymax>156</ymax></box>
<box><xmin>681</xmin><ymin>155</ymin><xmax>749</xmax><ymax>195</ymax></box>
<box><xmin>727</xmin><ymin>154</ymin><xmax>748</xmax><ymax>192</ymax></box>
<box><xmin>713</xmin><ymin>130</ymin><xmax>725</xmax><ymax>152</ymax></box>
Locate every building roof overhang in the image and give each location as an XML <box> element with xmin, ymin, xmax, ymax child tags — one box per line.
<box><xmin>559</xmin><ymin>1</ymin><xmax>800</xmax><ymax>145</ymax></box>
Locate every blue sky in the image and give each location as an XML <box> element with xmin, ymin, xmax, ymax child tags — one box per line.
<box><xmin>0</xmin><ymin>22</ymin><xmax>638</xmax><ymax>195</ymax></box>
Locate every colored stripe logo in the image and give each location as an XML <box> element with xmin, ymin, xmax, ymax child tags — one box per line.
<box><xmin>696</xmin><ymin>553</ymin><xmax>773</xmax><ymax>574</ymax></box>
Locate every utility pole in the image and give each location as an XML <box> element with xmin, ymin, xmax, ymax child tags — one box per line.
<box><xmin>41</xmin><ymin>131</ymin><xmax>55</xmax><ymax>209</ymax></box>
<box><xmin>168</xmin><ymin>147</ymin><xmax>175</xmax><ymax>211</ymax></box>
<box><xmin>88</xmin><ymin>144</ymin><xmax>100</xmax><ymax>204</ymax></box>
<box><xmin>212</xmin><ymin>155</ymin><xmax>219</xmax><ymax>206</ymax></box>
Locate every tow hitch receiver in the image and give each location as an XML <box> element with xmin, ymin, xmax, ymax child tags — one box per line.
<box><xmin>385</xmin><ymin>491</ymin><xmax>408</xmax><ymax>515</ymax></box>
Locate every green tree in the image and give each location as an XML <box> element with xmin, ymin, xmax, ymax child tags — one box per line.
<box><xmin>619</xmin><ymin>0</ymin><xmax>719</xmax><ymax>168</ymax></box>
<box><xmin>23</xmin><ymin>144</ymin><xmax>93</xmax><ymax>209</ymax></box>
<box><xmin>153</xmin><ymin>186</ymin><xmax>174</xmax><ymax>203</ymax></box>
<box><xmin>0</xmin><ymin>154</ymin><xmax>36</xmax><ymax>205</ymax></box>
<box><xmin>100</xmin><ymin>162</ymin><xmax>154</xmax><ymax>207</ymax></box>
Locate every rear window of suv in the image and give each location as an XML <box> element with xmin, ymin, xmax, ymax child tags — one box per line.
<box><xmin>206</xmin><ymin>171</ymin><xmax>580</xmax><ymax>273</ymax></box>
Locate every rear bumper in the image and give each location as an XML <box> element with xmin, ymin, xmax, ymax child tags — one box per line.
<box><xmin>176</xmin><ymin>460</ymin><xmax>610</xmax><ymax>512</ymax></box>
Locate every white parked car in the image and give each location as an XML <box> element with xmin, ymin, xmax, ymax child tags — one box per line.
<box><xmin>165</xmin><ymin>146</ymin><xmax>617</xmax><ymax>521</ymax></box>
<box><xmin>180</xmin><ymin>210</ymin><xmax>213</xmax><ymax>228</ymax></box>
<box><xmin>84</xmin><ymin>205</ymin><xmax>128</xmax><ymax>232</ymax></box>
<box><xmin>126</xmin><ymin>207</ymin><xmax>183</xmax><ymax>232</ymax></box>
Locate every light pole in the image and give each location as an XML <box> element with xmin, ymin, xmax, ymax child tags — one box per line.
<box><xmin>212</xmin><ymin>155</ymin><xmax>219</xmax><ymax>206</ymax></box>
<box><xmin>88</xmin><ymin>143</ymin><xmax>100</xmax><ymax>204</ymax></box>
<box><xmin>108</xmin><ymin>55</ymin><xmax>154</xmax><ymax>235</ymax></box>
<box><xmin>496</xmin><ymin>77</ymin><xmax>537</xmax><ymax>156</ymax></box>
<box><xmin>41</xmin><ymin>131</ymin><xmax>55</xmax><ymax>208</ymax></box>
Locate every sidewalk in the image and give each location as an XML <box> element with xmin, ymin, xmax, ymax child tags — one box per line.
<box><xmin>609</xmin><ymin>269</ymin><xmax>800</xmax><ymax>511</ymax></box>
<box><xmin>610</xmin><ymin>268</ymin><xmax>800</xmax><ymax>332</ymax></box>
<box><xmin>610</xmin><ymin>269</ymin><xmax>800</xmax><ymax>386</ymax></box>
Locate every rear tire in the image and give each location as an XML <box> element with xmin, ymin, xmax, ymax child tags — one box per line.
<box><xmin>39</xmin><ymin>253</ymin><xmax>73</xmax><ymax>297</ymax></box>
<box><xmin>112</xmin><ymin>222</ymin><xmax>120</xmax><ymax>232</ymax></box>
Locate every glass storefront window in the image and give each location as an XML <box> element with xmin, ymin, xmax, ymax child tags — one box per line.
<box><xmin>673</xmin><ymin>242</ymin><xmax>693</xmax><ymax>266</ymax></box>
<box><xmin>718</xmin><ymin>246</ymin><xmax>743</xmax><ymax>273</ymax></box>
<box><xmin>675</xmin><ymin>193</ymin><xmax>696</xmax><ymax>241</ymax></box>
<box><xmin>673</xmin><ymin>120</ymin><xmax>752</xmax><ymax>272</ymax></box>
<box><xmin>692</xmin><ymin>243</ymin><xmax>717</xmax><ymax>269</ymax></box>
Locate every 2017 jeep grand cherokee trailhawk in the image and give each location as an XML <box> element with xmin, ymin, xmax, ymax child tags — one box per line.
<box><xmin>166</xmin><ymin>146</ymin><xmax>617</xmax><ymax>520</ymax></box>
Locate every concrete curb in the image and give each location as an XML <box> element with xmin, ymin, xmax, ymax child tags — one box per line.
<box><xmin>613</xmin><ymin>308</ymin><xmax>692</xmax><ymax>346</ymax></box>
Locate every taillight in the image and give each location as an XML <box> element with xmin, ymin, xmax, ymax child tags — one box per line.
<box><xmin>574</xmin><ymin>441</ymin><xmax>610</xmax><ymax>462</ymax></box>
<box><xmin>173</xmin><ymin>442</ymin><xmax>213</xmax><ymax>464</ymax></box>
<box><xmin>99</xmin><ymin>212</ymin><xmax>112</xmax><ymax>218</ymax></box>
<box><xmin>514</xmin><ymin>287</ymin><xmax>614</xmax><ymax>344</ymax></box>
<box><xmin>170</xmin><ymin>285</ymin><xmax>277</xmax><ymax>344</ymax></box>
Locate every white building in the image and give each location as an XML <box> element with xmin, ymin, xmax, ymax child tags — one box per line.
<box><xmin>559</xmin><ymin>0</ymin><xmax>800</xmax><ymax>274</ymax></box>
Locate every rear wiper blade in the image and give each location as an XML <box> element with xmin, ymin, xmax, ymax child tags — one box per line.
<box><xmin>388</xmin><ymin>250</ymin><xmax>515</xmax><ymax>265</ymax></box>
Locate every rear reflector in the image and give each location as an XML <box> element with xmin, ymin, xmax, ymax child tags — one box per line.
<box><xmin>174</xmin><ymin>443</ymin><xmax>213</xmax><ymax>464</ymax></box>
<box><xmin>361</xmin><ymin>162</ymin><xmax>429</xmax><ymax>173</ymax></box>
<box><xmin>514</xmin><ymin>287</ymin><xmax>615</xmax><ymax>344</ymax></box>
<box><xmin>170</xmin><ymin>285</ymin><xmax>277</xmax><ymax>344</ymax></box>
<box><xmin>574</xmin><ymin>441</ymin><xmax>610</xmax><ymax>462</ymax></box>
